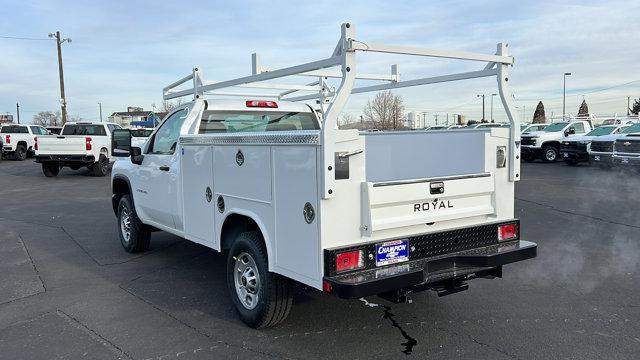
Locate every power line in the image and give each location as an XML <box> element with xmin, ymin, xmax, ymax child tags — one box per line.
<box><xmin>0</xmin><ymin>35</ymin><xmax>53</xmax><ymax>41</ymax></box>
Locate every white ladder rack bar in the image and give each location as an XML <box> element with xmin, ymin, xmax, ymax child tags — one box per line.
<box><xmin>350</xmin><ymin>41</ymin><xmax>514</xmax><ymax>65</ymax></box>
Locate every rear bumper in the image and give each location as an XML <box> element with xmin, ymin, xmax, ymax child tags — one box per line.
<box><xmin>35</xmin><ymin>154</ymin><xmax>95</xmax><ymax>164</ymax></box>
<box><xmin>323</xmin><ymin>240</ymin><xmax>536</xmax><ymax>299</ymax></box>
<box><xmin>2</xmin><ymin>145</ymin><xmax>15</xmax><ymax>153</ymax></box>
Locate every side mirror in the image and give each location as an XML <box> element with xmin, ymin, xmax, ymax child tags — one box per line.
<box><xmin>131</xmin><ymin>146</ymin><xmax>144</xmax><ymax>165</ymax></box>
<box><xmin>565</xmin><ymin>127</ymin><xmax>576</xmax><ymax>136</ymax></box>
<box><xmin>112</xmin><ymin>129</ymin><xmax>132</xmax><ymax>157</ymax></box>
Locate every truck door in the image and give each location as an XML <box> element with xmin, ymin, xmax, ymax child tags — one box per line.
<box><xmin>135</xmin><ymin>108</ymin><xmax>188</xmax><ymax>230</ymax></box>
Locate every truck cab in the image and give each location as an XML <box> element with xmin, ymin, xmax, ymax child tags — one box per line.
<box><xmin>521</xmin><ymin>120</ymin><xmax>592</xmax><ymax>162</ymax></box>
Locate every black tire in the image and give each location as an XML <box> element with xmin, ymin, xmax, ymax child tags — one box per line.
<box><xmin>227</xmin><ymin>231</ymin><xmax>292</xmax><ymax>328</ymax></box>
<box><xmin>117</xmin><ymin>195</ymin><xmax>150</xmax><ymax>253</ymax></box>
<box><xmin>541</xmin><ymin>145</ymin><xmax>559</xmax><ymax>163</ymax></box>
<box><xmin>90</xmin><ymin>154</ymin><xmax>109</xmax><ymax>177</ymax></box>
<box><xmin>14</xmin><ymin>144</ymin><xmax>27</xmax><ymax>161</ymax></box>
<box><xmin>42</xmin><ymin>163</ymin><xmax>60</xmax><ymax>177</ymax></box>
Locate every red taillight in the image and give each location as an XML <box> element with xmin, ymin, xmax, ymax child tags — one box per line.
<box><xmin>34</xmin><ymin>137</ymin><xmax>38</xmax><ymax>151</ymax></box>
<box><xmin>5</xmin><ymin>135</ymin><xmax>10</xmax><ymax>144</ymax></box>
<box><xmin>85</xmin><ymin>137</ymin><xmax>92</xmax><ymax>151</ymax></box>
<box><xmin>498</xmin><ymin>223</ymin><xmax>518</xmax><ymax>241</ymax></box>
<box><xmin>246</xmin><ymin>100</ymin><xmax>278</xmax><ymax>108</ymax></box>
<box><xmin>335</xmin><ymin>250</ymin><xmax>364</xmax><ymax>273</ymax></box>
<box><xmin>322</xmin><ymin>280</ymin><xmax>332</xmax><ymax>293</ymax></box>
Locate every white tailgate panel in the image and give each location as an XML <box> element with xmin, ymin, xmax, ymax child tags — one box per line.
<box><xmin>273</xmin><ymin>146</ymin><xmax>320</xmax><ymax>282</ymax></box>
<box><xmin>38</xmin><ymin>136</ymin><xmax>87</xmax><ymax>155</ymax></box>
<box><xmin>213</xmin><ymin>146</ymin><xmax>272</xmax><ymax>203</ymax></box>
<box><xmin>363</xmin><ymin>175</ymin><xmax>495</xmax><ymax>233</ymax></box>
<box><xmin>182</xmin><ymin>145</ymin><xmax>215</xmax><ymax>247</ymax></box>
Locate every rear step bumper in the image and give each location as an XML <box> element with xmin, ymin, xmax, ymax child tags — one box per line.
<box><xmin>323</xmin><ymin>240</ymin><xmax>536</xmax><ymax>299</ymax></box>
<box><xmin>35</xmin><ymin>154</ymin><xmax>95</xmax><ymax>163</ymax></box>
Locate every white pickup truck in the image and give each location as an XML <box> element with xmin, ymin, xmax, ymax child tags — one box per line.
<box><xmin>35</xmin><ymin>122</ymin><xmax>122</xmax><ymax>177</ymax></box>
<box><xmin>520</xmin><ymin>120</ymin><xmax>592</xmax><ymax>162</ymax></box>
<box><xmin>110</xmin><ymin>24</ymin><xmax>536</xmax><ymax>328</ymax></box>
<box><xmin>1</xmin><ymin>124</ymin><xmax>49</xmax><ymax>161</ymax></box>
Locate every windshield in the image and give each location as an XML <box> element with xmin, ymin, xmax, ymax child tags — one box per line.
<box><xmin>62</xmin><ymin>124</ymin><xmax>106</xmax><ymax>136</ymax></box>
<box><xmin>199</xmin><ymin>111</ymin><xmax>319</xmax><ymax>134</ymax></box>
<box><xmin>131</xmin><ymin>129</ymin><xmax>153</xmax><ymax>137</ymax></box>
<box><xmin>586</xmin><ymin>126</ymin><xmax>616</xmax><ymax>136</ymax></box>
<box><xmin>544</xmin><ymin>122</ymin><xmax>569</xmax><ymax>132</ymax></box>
<box><xmin>621</xmin><ymin>123</ymin><xmax>640</xmax><ymax>134</ymax></box>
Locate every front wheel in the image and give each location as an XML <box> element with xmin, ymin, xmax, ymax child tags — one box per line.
<box><xmin>227</xmin><ymin>231</ymin><xmax>292</xmax><ymax>328</ymax></box>
<box><xmin>42</xmin><ymin>163</ymin><xmax>60</xmax><ymax>177</ymax></box>
<box><xmin>542</xmin><ymin>145</ymin><xmax>559</xmax><ymax>163</ymax></box>
<box><xmin>117</xmin><ymin>195</ymin><xmax>150</xmax><ymax>253</ymax></box>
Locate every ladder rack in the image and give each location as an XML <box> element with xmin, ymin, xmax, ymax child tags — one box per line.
<box><xmin>163</xmin><ymin>23</ymin><xmax>521</xmax><ymax>198</ymax></box>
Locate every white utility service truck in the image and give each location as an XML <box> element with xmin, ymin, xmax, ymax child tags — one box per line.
<box><xmin>110</xmin><ymin>24</ymin><xmax>536</xmax><ymax>328</ymax></box>
<box><xmin>36</xmin><ymin>122</ymin><xmax>122</xmax><ymax>177</ymax></box>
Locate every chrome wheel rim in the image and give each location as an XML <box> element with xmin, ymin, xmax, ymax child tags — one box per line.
<box><xmin>120</xmin><ymin>207</ymin><xmax>131</xmax><ymax>243</ymax></box>
<box><xmin>233</xmin><ymin>252</ymin><xmax>260</xmax><ymax>310</ymax></box>
<box><xmin>545</xmin><ymin>149</ymin><xmax>556</xmax><ymax>161</ymax></box>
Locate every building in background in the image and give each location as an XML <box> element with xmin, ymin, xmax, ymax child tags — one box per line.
<box><xmin>108</xmin><ymin>107</ymin><xmax>166</xmax><ymax>127</ymax></box>
<box><xmin>0</xmin><ymin>114</ymin><xmax>14</xmax><ymax>125</ymax></box>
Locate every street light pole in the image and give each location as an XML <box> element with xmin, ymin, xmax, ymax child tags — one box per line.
<box><xmin>48</xmin><ymin>31</ymin><xmax>72</xmax><ymax>124</ymax></box>
<box><xmin>563</xmin><ymin>72</ymin><xmax>571</xmax><ymax>120</ymax></box>
<box><xmin>98</xmin><ymin>102</ymin><xmax>103</xmax><ymax>122</ymax></box>
<box><xmin>477</xmin><ymin>94</ymin><xmax>486</xmax><ymax>121</ymax></box>
<box><xmin>16</xmin><ymin>102</ymin><xmax>20</xmax><ymax>124</ymax></box>
<box><xmin>490</xmin><ymin>93</ymin><xmax>497</xmax><ymax>122</ymax></box>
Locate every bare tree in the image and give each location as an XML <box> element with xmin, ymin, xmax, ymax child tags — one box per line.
<box><xmin>32</xmin><ymin>111</ymin><xmax>61</xmax><ymax>127</ymax></box>
<box><xmin>338</xmin><ymin>113</ymin><xmax>357</xmax><ymax>127</ymax></box>
<box><xmin>363</xmin><ymin>91</ymin><xmax>405</xmax><ymax>130</ymax></box>
<box><xmin>162</xmin><ymin>99</ymin><xmax>184</xmax><ymax>112</ymax></box>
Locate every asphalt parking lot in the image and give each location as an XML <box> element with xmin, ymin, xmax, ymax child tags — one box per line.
<box><xmin>0</xmin><ymin>159</ymin><xmax>639</xmax><ymax>359</ymax></box>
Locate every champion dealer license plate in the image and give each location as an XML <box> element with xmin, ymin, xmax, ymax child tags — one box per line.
<box><xmin>376</xmin><ymin>239</ymin><xmax>409</xmax><ymax>266</ymax></box>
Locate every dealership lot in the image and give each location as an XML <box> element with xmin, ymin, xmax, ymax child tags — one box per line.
<box><xmin>0</xmin><ymin>160</ymin><xmax>639</xmax><ymax>359</ymax></box>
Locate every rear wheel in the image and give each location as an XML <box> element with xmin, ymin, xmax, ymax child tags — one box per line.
<box><xmin>90</xmin><ymin>154</ymin><xmax>109</xmax><ymax>177</ymax></box>
<box><xmin>117</xmin><ymin>195</ymin><xmax>150</xmax><ymax>253</ymax></box>
<box><xmin>542</xmin><ymin>145</ymin><xmax>559</xmax><ymax>163</ymax></box>
<box><xmin>227</xmin><ymin>231</ymin><xmax>292</xmax><ymax>328</ymax></box>
<box><xmin>14</xmin><ymin>145</ymin><xmax>27</xmax><ymax>161</ymax></box>
<box><xmin>42</xmin><ymin>163</ymin><xmax>60</xmax><ymax>177</ymax></box>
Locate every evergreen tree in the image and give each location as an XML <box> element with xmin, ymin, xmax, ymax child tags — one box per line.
<box><xmin>631</xmin><ymin>98</ymin><xmax>640</xmax><ymax>115</ymax></box>
<box><xmin>577</xmin><ymin>99</ymin><xmax>589</xmax><ymax>117</ymax></box>
<box><xmin>532</xmin><ymin>101</ymin><xmax>546</xmax><ymax>123</ymax></box>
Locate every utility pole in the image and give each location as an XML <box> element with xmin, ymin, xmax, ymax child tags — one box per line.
<box><xmin>98</xmin><ymin>102</ymin><xmax>103</xmax><ymax>122</ymax></box>
<box><xmin>563</xmin><ymin>72</ymin><xmax>571</xmax><ymax>120</ymax></box>
<box><xmin>477</xmin><ymin>94</ymin><xmax>486</xmax><ymax>121</ymax></box>
<box><xmin>628</xmin><ymin>96</ymin><xmax>631</xmax><ymax>116</ymax></box>
<box><xmin>434</xmin><ymin>114</ymin><xmax>439</xmax><ymax>126</ymax></box>
<box><xmin>16</xmin><ymin>103</ymin><xmax>20</xmax><ymax>124</ymax></box>
<box><xmin>490</xmin><ymin>93</ymin><xmax>497</xmax><ymax>122</ymax></box>
<box><xmin>48</xmin><ymin>31</ymin><xmax>72</xmax><ymax>124</ymax></box>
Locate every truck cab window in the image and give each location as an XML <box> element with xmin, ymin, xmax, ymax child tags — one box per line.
<box><xmin>148</xmin><ymin>108</ymin><xmax>187</xmax><ymax>154</ymax></box>
<box><xmin>573</xmin><ymin>123</ymin><xmax>585</xmax><ymax>133</ymax></box>
<box><xmin>199</xmin><ymin>111</ymin><xmax>319</xmax><ymax>134</ymax></box>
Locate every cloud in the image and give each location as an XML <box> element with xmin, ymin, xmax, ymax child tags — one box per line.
<box><xmin>1</xmin><ymin>0</ymin><xmax>638</xmax><ymax>123</ymax></box>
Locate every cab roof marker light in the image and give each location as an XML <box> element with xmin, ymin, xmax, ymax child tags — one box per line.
<box><xmin>246</xmin><ymin>100</ymin><xmax>278</xmax><ymax>108</ymax></box>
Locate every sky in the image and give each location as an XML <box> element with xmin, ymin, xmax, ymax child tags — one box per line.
<box><xmin>1</xmin><ymin>0</ymin><xmax>639</xmax><ymax>126</ymax></box>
